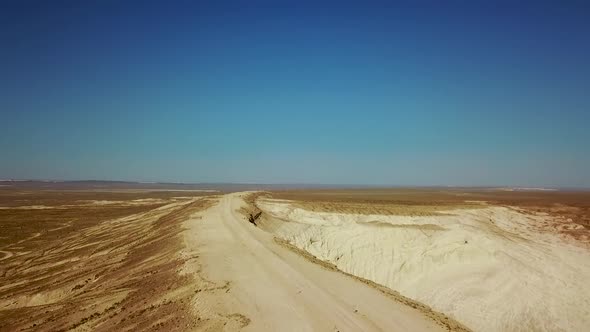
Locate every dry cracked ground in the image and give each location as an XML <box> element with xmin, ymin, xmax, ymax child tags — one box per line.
<box><xmin>0</xmin><ymin>188</ymin><xmax>228</xmax><ymax>331</ymax></box>
<box><xmin>1</xmin><ymin>183</ymin><xmax>589</xmax><ymax>331</ymax></box>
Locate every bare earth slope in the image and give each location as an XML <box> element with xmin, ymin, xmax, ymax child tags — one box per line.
<box><xmin>183</xmin><ymin>192</ymin><xmax>461</xmax><ymax>332</ymax></box>
<box><xmin>255</xmin><ymin>191</ymin><xmax>590</xmax><ymax>332</ymax></box>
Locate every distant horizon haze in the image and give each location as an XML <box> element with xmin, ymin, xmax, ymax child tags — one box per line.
<box><xmin>1</xmin><ymin>179</ymin><xmax>589</xmax><ymax>191</ymax></box>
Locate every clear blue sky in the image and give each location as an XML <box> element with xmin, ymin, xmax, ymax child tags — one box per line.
<box><xmin>1</xmin><ymin>1</ymin><xmax>589</xmax><ymax>187</ymax></box>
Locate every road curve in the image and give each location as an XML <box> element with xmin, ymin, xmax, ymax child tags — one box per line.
<box><xmin>184</xmin><ymin>192</ymin><xmax>450</xmax><ymax>331</ymax></box>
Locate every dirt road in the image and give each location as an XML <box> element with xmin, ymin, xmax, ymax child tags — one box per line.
<box><xmin>184</xmin><ymin>192</ymin><xmax>458</xmax><ymax>332</ymax></box>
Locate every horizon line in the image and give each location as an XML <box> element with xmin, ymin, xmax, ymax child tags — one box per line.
<box><xmin>1</xmin><ymin>179</ymin><xmax>589</xmax><ymax>191</ymax></box>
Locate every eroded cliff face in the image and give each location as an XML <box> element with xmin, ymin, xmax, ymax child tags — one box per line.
<box><xmin>256</xmin><ymin>197</ymin><xmax>590</xmax><ymax>332</ymax></box>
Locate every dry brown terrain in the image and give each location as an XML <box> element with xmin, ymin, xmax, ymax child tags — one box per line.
<box><xmin>2</xmin><ymin>184</ymin><xmax>588</xmax><ymax>332</ymax></box>
<box><xmin>0</xmin><ymin>188</ymin><xmax>216</xmax><ymax>331</ymax></box>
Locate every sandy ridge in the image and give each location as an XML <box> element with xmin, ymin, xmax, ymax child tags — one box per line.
<box><xmin>182</xmin><ymin>192</ymin><xmax>462</xmax><ymax>331</ymax></box>
<box><xmin>255</xmin><ymin>195</ymin><xmax>590</xmax><ymax>332</ymax></box>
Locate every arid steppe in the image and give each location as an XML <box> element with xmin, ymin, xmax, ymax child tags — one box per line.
<box><xmin>1</xmin><ymin>182</ymin><xmax>589</xmax><ymax>331</ymax></box>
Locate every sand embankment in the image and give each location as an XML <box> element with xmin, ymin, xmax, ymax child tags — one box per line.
<box><xmin>256</xmin><ymin>198</ymin><xmax>590</xmax><ymax>332</ymax></box>
<box><xmin>182</xmin><ymin>192</ymin><xmax>462</xmax><ymax>331</ymax></box>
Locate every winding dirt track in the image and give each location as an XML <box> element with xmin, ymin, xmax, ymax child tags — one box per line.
<box><xmin>184</xmin><ymin>192</ymin><xmax>461</xmax><ymax>332</ymax></box>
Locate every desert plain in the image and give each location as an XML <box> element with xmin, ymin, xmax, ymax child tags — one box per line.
<box><xmin>1</xmin><ymin>181</ymin><xmax>589</xmax><ymax>331</ymax></box>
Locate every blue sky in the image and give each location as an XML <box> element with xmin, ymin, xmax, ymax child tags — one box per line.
<box><xmin>1</xmin><ymin>1</ymin><xmax>589</xmax><ymax>186</ymax></box>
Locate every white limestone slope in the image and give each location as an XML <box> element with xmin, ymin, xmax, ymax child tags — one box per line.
<box><xmin>257</xmin><ymin>199</ymin><xmax>590</xmax><ymax>332</ymax></box>
<box><xmin>184</xmin><ymin>193</ymin><xmax>451</xmax><ymax>332</ymax></box>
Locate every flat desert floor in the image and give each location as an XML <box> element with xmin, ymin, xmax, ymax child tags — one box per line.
<box><xmin>0</xmin><ymin>187</ymin><xmax>218</xmax><ymax>331</ymax></box>
<box><xmin>1</xmin><ymin>182</ymin><xmax>589</xmax><ymax>331</ymax></box>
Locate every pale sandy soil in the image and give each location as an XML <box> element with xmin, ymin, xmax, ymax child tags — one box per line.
<box><xmin>182</xmin><ymin>192</ymin><xmax>464</xmax><ymax>331</ymax></box>
<box><xmin>256</xmin><ymin>197</ymin><xmax>590</xmax><ymax>332</ymax></box>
